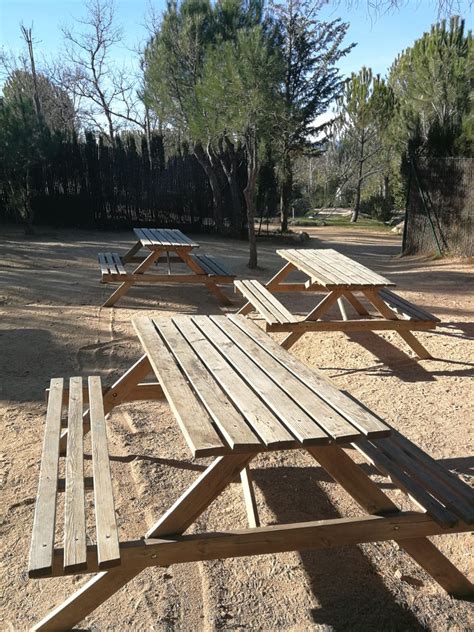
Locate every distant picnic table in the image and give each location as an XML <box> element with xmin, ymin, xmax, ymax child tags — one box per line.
<box><xmin>235</xmin><ymin>248</ymin><xmax>439</xmax><ymax>358</ymax></box>
<box><xmin>98</xmin><ymin>228</ymin><xmax>235</xmax><ymax>307</ymax></box>
<box><xmin>28</xmin><ymin>314</ymin><xmax>473</xmax><ymax>630</ymax></box>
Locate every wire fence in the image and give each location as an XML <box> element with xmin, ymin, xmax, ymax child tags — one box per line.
<box><xmin>404</xmin><ymin>157</ymin><xmax>473</xmax><ymax>257</ymax></box>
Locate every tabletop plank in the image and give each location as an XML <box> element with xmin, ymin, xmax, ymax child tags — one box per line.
<box><xmin>133</xmin><ymin>317</ymin><xmax>225</xmax><ymax>457</ymax></box>
<box><xmin>157</xmin><ymin>320</ymin><xmax>261</xmax><ymax>452</ymax></box>
<box><xmin>276</xmin><ymin>249</ymin><xmax>395</xmax><ymax>288</ymax></box>
<box><xmin>133</xmin><ymin>228</ymin><xmax>199</xmax><ymax>249</ymax></box>
<box><xmin>209</xmin><ymin>316</ymin><xmax>363</xmax><ymax>443</ymax></box>
<box><xmin>194</xmin><ymin>316</ymin><xmax>333</xmax><ymax>445</ymax></box>
<box><xmin>172</xmin><ymin>317</ymin><xmax>297</xmax><ymax>449</ymax></box>
<box><xmin>227</xmin><ymin>315</ymin><xmax>391</xmax><ymax>438</ymax></box>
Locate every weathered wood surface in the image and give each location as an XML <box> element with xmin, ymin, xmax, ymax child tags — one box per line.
<box><xmin>276</xmin><ymin>248</ymin><xmax>395</xmax><ymax>288</ymax></box>
<box><xmin>133</xmin><ymin>315</ymin><xmax>391</xmax><ymax>458</ymax></box>
<box><xmin>29</xmin><ymin>377</ymin><xmax>121</xmax><ymax>579</ymax></box>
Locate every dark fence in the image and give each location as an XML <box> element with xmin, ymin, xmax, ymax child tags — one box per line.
<box><xmin>0</xmin><ymin>132</ymin><xmax>244</xmax><ymax>232</ymax></box>
<box><xmin>404</xmin><ymin>157</ymin><xmax>473</xmax><ymax>257</ymax></box>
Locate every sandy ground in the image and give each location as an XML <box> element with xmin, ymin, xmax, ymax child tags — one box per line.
<box><xmin>0</xmin><ymin>225</ymin><xmax>473</xmax><ymax>632</ymax></box>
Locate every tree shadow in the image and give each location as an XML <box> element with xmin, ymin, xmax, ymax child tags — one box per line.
<box><xmin>252</xmin><ymin>464</ymin><xmax>426</xmax><ymax>631</ymax></box>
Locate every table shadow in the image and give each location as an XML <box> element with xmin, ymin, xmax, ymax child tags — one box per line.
<box><xmin>252</xmin><ymin>464</ymin><xmax>426</xmax><ymax>631</ymax></box>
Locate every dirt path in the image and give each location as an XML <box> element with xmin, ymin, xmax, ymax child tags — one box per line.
<box><xmin>0</xmin><ymin>226</ymin><xmax>472</xmax><ymax>631</ymax></box>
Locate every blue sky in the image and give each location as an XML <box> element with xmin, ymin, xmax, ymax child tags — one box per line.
<box><xmin>1</xmin><ymin>0</ymin><xmax>472</xmax><ymax>80</ymax></box>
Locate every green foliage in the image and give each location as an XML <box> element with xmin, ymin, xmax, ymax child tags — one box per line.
<box><xmin>388</xmin><ymin>16</ymin><xmax>472</xmax><ymax>156</ymax></box>
<box><xmin>2</xmin><ymin>70</ymin><xmax>76</xmax><ymax>134</ymax></box>
<box><xmin>0</xmin><ymin>96</ymin><xmax>51</xmax><ymax>226</ymax></box>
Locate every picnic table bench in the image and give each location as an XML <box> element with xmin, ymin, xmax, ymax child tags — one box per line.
<box><xmin>99</xmin><ymin>228</ymin><xmax>235</xmax><ymax>307</ymax></box>
<box><xmin>29</xmin><ymin>315</ymin><xmax>472</xmax><ymax>630</ymax></box>
<box><xmin>235</xmin><ymin>248</ymin><xmax>440</xmax><ymax>358</ymax></box>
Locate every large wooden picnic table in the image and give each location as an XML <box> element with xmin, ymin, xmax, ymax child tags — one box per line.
<box><xmin>28</xmin><ymin>314</ymin><xmax>473</xmax><ymax>630</ymax></box>
<box><xmin>99</xmin><ymin>228</ymin><xmax>235</xmax><ymax>307</ymax></box>
<box><xmin>236</xmin><ymin>248</ymin><xmax>439</xmax><ymax>358</ymax></box>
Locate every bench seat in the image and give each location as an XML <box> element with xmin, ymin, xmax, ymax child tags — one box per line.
<box><xmin>354</xmin><ymin>430</ymin><xmax>474</xmax><ymax>528</ymax></box>
<box><xmin>29</xmin><ymin>376</ymin><xmax>120</xmax><ymax>578</ymax></box>
<box><xmin>378</xmin><ymin>289</ymin><xmax>440</xmax><ymax>324</ymax></box>
<box><xmin>234</xmin><ymin>279</ymin><xmax>298</xmax><ymax>326</ymax></box>
<box><xmin>98</xmin><ymin>252</ymin><xmax>127</xmax><ymax>282</ymax></box>
<box><xmin>190</xmin><ymin>253</ymin><xmax>235</xmax><ymax>280</ymax></box>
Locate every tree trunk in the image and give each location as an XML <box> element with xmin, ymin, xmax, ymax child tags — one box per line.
<box><xmin>244</xmin><ymin>135</ymin><xmax>258</xmax><ymax>269</ymax></box>
<box><xmin>351</xmin><ymin>133</ymin><xmax>365</xmax><ymax>223</ymax></box>
<box><xmin>193</xmin><ymin>142</ymin><xmax>225</xmax><ymax>232</ymax></box>
<box><xmin>280</xmin><ymin>153</ymin><xmax>292</xmax><ymax>232</ymax></box>
<box><xmin>219</xmin><ymin>136</ymin><xmax>243</xmax><ymax>235</ymax></box>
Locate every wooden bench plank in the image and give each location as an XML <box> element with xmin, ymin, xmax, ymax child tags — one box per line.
<box><xmin>89</xmin><ymin>376</ymin><xmax>121</xmax><ymax>569</ymax></box>
<box><xmin>354</xmin><ymin>439</ymin><xmax>459</xmax><ymax>527</ymax></box>
<box><xmin>195</xmin><ymin>316</ymin><xmax>334</xmax><ymax>445</ymax></box>
<box><xmin>235</xmin><ymin>280</ymin><xmax>297</xmax><ymax>325</ymax></box>
<box><xmin>235</xmin><ymin>280</ymin><xmax>284</xmax><ymax>325</ymax></box>
<box><xmin>158</xmin><ymin>320</ymin><xmax>261</xmax><ymax>451</ymax></box>
<box><xmin>228</xmin><ymin>315</ymin><xmax>391</xmax><ymax>438</ymax></box>
<box><xmin>133</xmin><ymin>317</ymin><xmax>225</xmax><ymax>457</ymax></box>
<box><xmin>379</xmin><ymin>289</ymin><xmax>439</xmax><ymax>322</ymax></box>
<box><xmin>190</xmin><ymin>254</ymin><xmax>234</xmax><ymax>278</ymax></box>
<box><xmin>172</xmin><ymin>317</ymin><xmax>296</xmax><ymax>449</ymax></box>
<box><xmin>208</xmin><ymin>316</ymin><xmax>364</xmax><ymax>444</ymax></box>
<box><xmin>64</xmin><ymin>377</ymin><xmax>87</xmax><ymax>573</ymax></box>
<box><xmin>377</xmin><ymin>438</ymin><xmax>474</xmax><ymax>524</ymax></box>
<box><xmin>29</xmin><ymin>378</ymin><xmax>64</xmax><ymax>577</ymax></box>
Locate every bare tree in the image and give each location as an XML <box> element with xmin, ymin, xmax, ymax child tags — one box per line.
<box><xmin>60</xmin><ymin>0</ymin><xmax>145</xmax><ymax>142</ymax></box>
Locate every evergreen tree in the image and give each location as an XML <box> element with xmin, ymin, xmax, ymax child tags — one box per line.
<box><xmin>270</xmin><ymin>0</ymin><xmax>352</xmax><ymax>231</ymax></box>
<box><xmin>333</xmin><ymin>67</ymin><xmax>394</xmax><ymax>222</ymax></box>
<box><xmin>388</xmin><ymin>16</ymin><xmax>472</xmax><ymax>156</ymax></box>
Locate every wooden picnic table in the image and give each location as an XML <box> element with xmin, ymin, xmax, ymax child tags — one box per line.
<box><xmin>99</xmin><ymin>228</ymin><xmax>235</xmax><ymax>307</ymax></box>
<box><xmin>29</xmin><ymin>315</ymin><xmax>473</xmax><ymax>630</ymax></box>
<box><xmin>236</xmin><ymin>248</ymin><xmax>439</xmax><ymax>358</ymax></box>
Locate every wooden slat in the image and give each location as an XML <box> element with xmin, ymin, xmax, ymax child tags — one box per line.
<box><xmin>354</xmin><ymin>438</ymin><xmax>459</xmax><ymax>527</ymax></box>
<box><xmin>196</xmin><ymin>316</ymin><xmax>335</xmax><ymax>444</ymax></box>
<box><xmin>103</xmin><ymin>252</ymin><xmax>118</xmax><ymax>275</ymax></box>
<box><xmin>172</xmin><ymin>317</ymin><xmax>296</xmax><ymax>449</ymax></box>
<box><xmin>228</xmin><ymin>315</ymin><xmax>390</xmax><ymax>438</ymax></box>
<box><xmin>142</xmin><ymin>227</ymin><xmax>163</xmax><ymax>246</ymax></box>
<box><xmin>133</xmin><ymin>228</ymin><xmax>152</xmax><ymax>246</ymax></box>
<box><xmin>234</xmin><ymin>280</ymin><xmax>284</xmax><ymax>325</ymax></box>
<box><xmin>98</xmin><ymin>254</ymin><xmax>108</xmax><ymax>275</ymax></box>
<box><xmin>392</xmin><ymin>431</ymin><xmax>474</xmax><ymax>507</ymax></box>
<box><xmin>64</xmin><ymin>377</ymin><xmax>87</xmax><ymax>573</ymax></box>
<box><xmin>277</xmin><ymin>250</ymin><xmax>337</xmax><ymax>286</ymax></box>
<box><xmin>376</xmin><ymin>438</ymin><xmax>474</xmax><ymax>524</ymax></box>
<box><xmin>209</xmin><ymin>316</ymin><xmax>362</xmax><ymax>443</ymax></box>
<box><xmin>111</xmin><ymin>253</ymin><xmax>127</xmax><ymax>275</ymax></box>
<box><xmin>89</xmin><ymin>376</ymin><xmax>120</xmax><ymax>568</ymax></box>
<box><xmin>317</xmin><ymin>249</ymin><xmax>384</xmax><ymax>286</ymax></box>
<box><xmin>304</xmin><ymin>250</ymin><xmax>358</xmax><ymax>286</ymax></box>
<box><xmin>29</xmin><ymin>378</ymin><xmax>64</xmax><ymax>577</ymax></box>
<box><xmin>158</xmin><ymin>320</ymin><xmax>261</xmax><ymax>451</ymax></box>
<box><xmin>235</xmin><ymin>280</ymin><xmax>297</xmax><ymax>324</ymax></box>
<box><xmin>327</xmin><ymin>249</ymin><xmax>394</xmax><ymax>286</ymax></box>
<box><xmin>133</xmin><ymin>318</ymin><xmax>225</xmax><ymax>457</ymax></box>
<box><xmin>379</xmin><ymin>289</ymin><xmax>439</xmax><ymax>322</ymax></box>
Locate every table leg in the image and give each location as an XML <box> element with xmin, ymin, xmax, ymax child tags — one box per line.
<box><xmin>102</xmin><ymin>249</ymin><xmax>162</xmax><ymax>308</ymax></box>
<box><xmin>180</xmin><ymin>249</ymin><xmax>233</xmax><ymax>306</ymax></box>
<box><xmin>341</xmin><ymin>290</ymin><xmax>370</xmax><ymax>317</ymax></box>
<box><xmin>281</xmin><ymin>289</ymin><xmax>343</xmax><ymax>350</ymax></box>
<box><xmin>265</xmin><ymin>262</ymin><xmax>296</xmax><ymax>291</ymax></box>
<box><xmin>307</xmin><ymin>445</ymin><xmax>473</xmax><ymax>597</ymax></box>
<box><xmin>363</xmin><ymin>290</ymin><xmax>432</xmax><ymax>359</ymax></box>
<box><xmin>32</xmin><ymin>453</ymin><xmax>255</xmax><ymax>631</ymax></box>
<box><xmin>240</xmin><ymin>466</ymin><xmax>260</xmax><ymax>528</ymax></box>
<box><xmin>122</xmin><ymin>240</ymin><xmax>143</xmax><ymax>264</ymax></box>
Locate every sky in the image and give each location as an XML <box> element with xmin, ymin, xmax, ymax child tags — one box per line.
<box><xmin>0</xmin><ymin>0</ymin><xmax>472</xmax><ymax>84</ymax></box>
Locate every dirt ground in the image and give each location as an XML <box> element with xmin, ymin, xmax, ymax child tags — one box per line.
<box><xmin>0</xmin><ymin>225</ymin><xmax>473</xmax><ymax>632</ymax></box>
